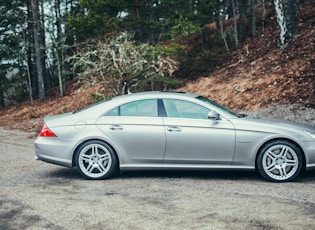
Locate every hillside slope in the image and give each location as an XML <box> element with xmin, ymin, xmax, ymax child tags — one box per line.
<box><xmin>0</xmin><ymin>1</ymin><xmax>314</xmax><ymax>132</ymax></box>
<box><xmin>180</xmin><ymin>0</ymin><xmax>315</xmax><ymax>111</ymax></box>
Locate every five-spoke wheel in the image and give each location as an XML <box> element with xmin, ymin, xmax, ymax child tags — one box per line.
<box><xmin>75</xmin><ymin>140</ymin><xmax>118</xmax><ymax>179</ymax></box>
<box><xmin>257</xmin><ymin>140</ymin><xmax>303</xmax><ymax>182</ymax></box>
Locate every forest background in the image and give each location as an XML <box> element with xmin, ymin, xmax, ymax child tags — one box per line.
<box><xmin>0</xmin><ymin>0</ymin><xmax>314</xmax><ymax>131</ymax></box>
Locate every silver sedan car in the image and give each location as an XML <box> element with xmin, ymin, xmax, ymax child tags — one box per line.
<box><xmin>35</xmin><ymin>91</ymin><xmax>315</xmax><ymax>182</ymax></box>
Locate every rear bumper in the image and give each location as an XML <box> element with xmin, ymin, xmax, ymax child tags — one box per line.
<box><xmin>35</xmin><ymin>137</ymin><xmax>75</xmax><ymax>168</ymax></box>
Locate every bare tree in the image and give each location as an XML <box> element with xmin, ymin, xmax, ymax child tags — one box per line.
<box><xmin>69</xmin><ymin>33</ymin><xmax>178</xmax><ymax>95</ymax></box>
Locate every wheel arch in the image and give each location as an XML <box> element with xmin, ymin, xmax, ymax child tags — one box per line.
<box><xmin>72</xmin><ymin>138</ymin><xmax>121</xmax><ymax>168</ymax></box>
<box><xmin>255</xmin><ymin>138</ymin><xmax>306</xmax><ymax>171</ymax></box>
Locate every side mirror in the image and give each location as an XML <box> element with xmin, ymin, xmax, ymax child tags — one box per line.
<box><xmin>208</xmin><ymin>111</ymin><xmax>220</xmax><ymax>120</ymax></box>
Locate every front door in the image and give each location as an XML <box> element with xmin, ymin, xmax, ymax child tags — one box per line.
<box><xmin>162</xmin><ymin>99</ymin><xmax>235</xmax><ymax>164</ymax></box>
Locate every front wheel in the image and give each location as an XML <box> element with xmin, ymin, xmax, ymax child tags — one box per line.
<box><xmin>257</xmin><ymin>140</ymin><xmax>303</xmax><ymax>182</ymax></box>
<box><xmin>75</xmin><ymin>140</ymin><xmax>118</xmax><ymax>180</ymax></box>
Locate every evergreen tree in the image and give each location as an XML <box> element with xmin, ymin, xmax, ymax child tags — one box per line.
<box><xmin>0</xmin><ymin>0</ymin><xmax>29</xmax><ymax>107</ymax></box>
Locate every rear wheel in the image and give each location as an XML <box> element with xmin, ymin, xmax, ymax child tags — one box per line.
<box><xmin>257</xmin><ymin>140</ymin><xmax>303</xmax><ymax>182</ymax></box>
<box><xmin>75</xmin><ymin>140</ymin><xmax>118</xmax><ymax>180</ymax></box>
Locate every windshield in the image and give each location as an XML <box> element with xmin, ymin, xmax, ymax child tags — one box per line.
<box><xmin>196</xmin><ymin>96</ymin><xmax>240</xmax><ymax>118</ymax></box>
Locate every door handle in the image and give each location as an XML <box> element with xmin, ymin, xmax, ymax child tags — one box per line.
<box><xmin>167</xmin><ymin>126</ymin><xmax>181</xmax><ymax>132</ymax></box>
<box><xmin>109</xmin><ymin>125</ymin><xmax>124</xmax><ymax>131</ymax></box>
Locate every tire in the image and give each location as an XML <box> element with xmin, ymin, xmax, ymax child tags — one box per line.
<box><xmin>75</xmin><ymin>140</ymin><xmax>118</xmax><ymax>180</ymax></box>
<box><xmin>257</xmin><ymin>140</ymin><xmax>303</xmax><ymax>182</ymax></box>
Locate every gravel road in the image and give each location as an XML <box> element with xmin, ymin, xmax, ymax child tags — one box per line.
<box><xmin>1</xmin><ymin>106</ymin><xmax>315</xmax><ymax>230</ymax></box>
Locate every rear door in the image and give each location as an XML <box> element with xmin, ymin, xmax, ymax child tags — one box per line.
<box><xmin>162</xmin><ymin>99</ymin><xmax>236</xmax><ymax>164</ymax></box>
<box><xmin>96</xmin><ymin>99</ymin><xmax>166</xmax><ymax>164</ymax></box>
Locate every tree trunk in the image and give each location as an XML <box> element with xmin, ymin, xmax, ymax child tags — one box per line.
<box><xmin>135</xmin><ymin>0</ymin><xmax>143</xmax><ymax>42</ymax></box>
<box><xmin>188</xmin><ymin>0</ymin><xmax>194</xmax><ymax>14</ymax></box>
<box><xmin>238</xmin><ymin>0</ymin><xmax>247</xmax><ymax>39</ymax></box>
<box><xmin>26</xmin><ymin>0</ymin><xmax>38</xmax><ymax>99</ymax></box>
<box><xmin>39</xmin><ymin>0</ymin><xmax>48</xmax><ymax>90</ymax></box>
<box><xmin>273</xmin><ymin>0</ymin><xmax>288</xmax><ymax>46</ymax></box>
<box><xmin>0</xmin><ymin>86</ymin><xmax>4</xmax><ymax>109</ymax></box>
<box><xmin>251</xmin><ymin>0</ymin><xmax>257</xmax><ymax>37</ymax></box>
<box><xmin>57</xmin><ymin>54</ymin><xmax>65</xmax><ymax>97</ymax></box>
<box><xmin>31</xmin><ymin>0</ymin><xmax>45</xmax><ymax>102</ymax></box>
<box><xmin>219</xmin><ymin>20</ymin><xmax>230</xmax><ymax>53</ymax></box>
<box><xmin>285</xmin><ymin>0</ymin><xmax>299</xmax><ymax>36</ymax></box>
<box><xmin>25</xmin><ymin>47</ymin><xmax>34</xmax><ymax>106</ymax></box>
<box><xmin>273</xmin><ymin>0</ymin><xmax>298</xmax><ymax>47</ymax></box>
<box><xmin>55</xmin><ymin>0</ymin><xmax>65</xmax><ymax>97</ymax></box>
<box><xmin>231</xmin><ymin>0</ymin><xmax>239</xmax><ymax>48</ymax></box>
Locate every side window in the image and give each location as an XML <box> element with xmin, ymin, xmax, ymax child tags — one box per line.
<box><xmin>104</xmin><ymin>99</ymin><xmax>158</xmax><ymax>117</ymax></box>
<box><xmin>104</xmin><ymin>107</ymin><xmax>119</xmax><ymax>116</ymax></box>
<box><xmin>163</xmin><ymin>99</ymin><xmax>210</xmax><ymax>119</ymax></box>
<box><xmin>119</xmin><ymin>99</ymin><xmax>158</xmax><ymax>117</ymax></box>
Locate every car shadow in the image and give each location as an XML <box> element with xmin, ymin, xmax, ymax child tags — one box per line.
<box><xmin>300</xmin><ymin>170</ymin><xmax>315</xmax><ymax>182</ymax></box>
<box><xmin>118</xmin><ymin>168</ymin><xmax>315</xmax><ymax>182</ymax></box>
<box><xmin>46</xmin><ymin>167</ymin><xmax>261</xmax><ymax>181</ymax></box>
<box><xmin>118</xmin><ymin>169</ymin><xmax>263</xmax><ymax>181</ymax></box>
<box><xmin>46</xmin><ymin>167</ymin><xmax>81</xmax><ymax>180</ymax></box>
<box><xmin>46</xmin><ymin>167</ymin><xmax>315</xmax><ymax>183</ymax></box>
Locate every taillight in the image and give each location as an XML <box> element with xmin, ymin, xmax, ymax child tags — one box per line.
<box><xmin>39</xmin><ymin>124</ymin><xmax>57</xmax><ymax>137</ymax></box>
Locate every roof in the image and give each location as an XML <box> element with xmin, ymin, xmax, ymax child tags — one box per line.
<box><xmin>115</xmin><ymin>91</ymin><xmax>199</xmax><ymax>99</ymax></box>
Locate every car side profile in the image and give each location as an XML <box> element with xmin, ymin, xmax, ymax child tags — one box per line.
<box><xmin>35</xmin><ymin>91</ymin><xmax>315</xmax><ymax>182</ymax></box>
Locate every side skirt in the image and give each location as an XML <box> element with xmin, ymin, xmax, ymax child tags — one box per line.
<box><xmin>120</xmin><ymin>164</ymin><xmax>255</xmax><ymax>171</ymax></box>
